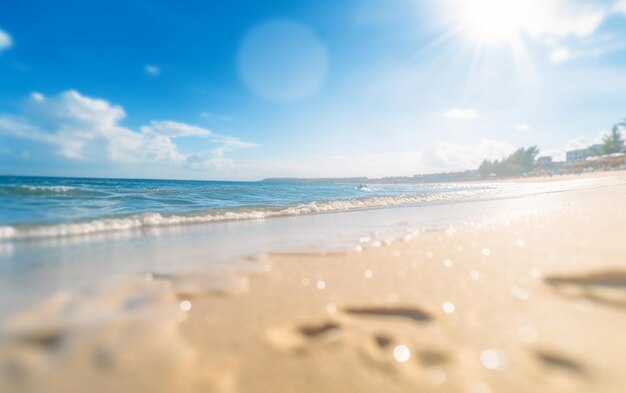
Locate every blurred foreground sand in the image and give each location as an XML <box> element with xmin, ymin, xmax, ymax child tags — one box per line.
<box><xmin>2</xmin><ymin>172</ymin><xmax>626</xmax><ymax>393</ymax></box>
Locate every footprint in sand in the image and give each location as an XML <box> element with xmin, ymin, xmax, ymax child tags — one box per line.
<box><xmin>342</xmin><ymin>305</ymin><xmax>433</xmax><ymax>323</ymax></box>
<box><xmin>534</xmin><ymin>348</ymin><xmax>588</xmax><ymax>377</ymax></box>
<box><xmin>12</xmin><ymin>326</ymin><xmax>66</xmax><ymax>350</ymax></box>
<box><xmin>545</xmin><ymin>269</ymin><xmax>626</xmax><ymax>308</ymax></box>
<box><xmin>265</xmin><ymin>319</ymin><xmax>343</xmax><ymax>354</ymax></box>
<box><xmin>372</xmin><ymin>333</ymin><xmax>393</xmax><ymax>349</ymax></box>
<box><xmin>298</xmin><ymin>321</ymin><xmax>342</xmax><ymax>339</ymax></box>
<box><xmin>340</xmin><ymin>305</ymin><xmax>452</xmax><ymax>369</ymax></box>
<box><xmin>417</xmin><ymin>349</ymin><xmax>450</xmax><ymax>367</ymax></box>
<box><xmin>266</xmin><ymin>303</ymin><xmax>452</xmax><ymax>374</ymax></box>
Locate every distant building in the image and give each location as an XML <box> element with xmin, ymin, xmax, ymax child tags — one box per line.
<box><xmin>566</xmin><ymin>148</ymin><xmax>591</xmax><ymax>163</ymax></box>
<box><xmin>536</xmin><ymin>156</ymin><xmax>553</xmax><ymax>166</ymax></box>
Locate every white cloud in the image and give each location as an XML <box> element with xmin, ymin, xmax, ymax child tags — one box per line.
<box><xmin>549</xmin><ymin>47</ymin><xmax>572</xmax><ymax>63</ymax></box>
<box><xmin>542</xmin><ymin>131</ymin><xmax>606</xmax><ymax>161</ymax></box>
<box><xmin>141</xmin><ymin>121</ymin><xmax>212</xmax><ymax>137</ymax></box>
<box><xmin>533</xmin><ymin>0</ymin><xmax>626</xmax><ymax>63</ymax></box>
<box><xmin>563</xmin><ymin>133</ymin><xmax>604</xmax><ymax>151</ymax></box>
<box><xmin>31</xmin><ymin>92</ymin><xmax>45</xmax><ymax>102</ymax></box>
<box><xmin>24</xmin><ymin>90</ymin><xmax>126</xmax><ymax>130</ymax></box>
<box><xmin>0</xmin><ymin>90</ymin><xmax>255</xmax><ymax>170</ymax></box>
<box><xmin>564</xmin><ymin>137</ymin><xmax>593</xmax><ymax>151</ymax></box>
<box><xmin>444</xmin><ymin>108</ymin><xmax>477</xmax><ymax>120</ymax></box>
<box><xmin>416</xmin><ymin>139</ymin><xmax>513</xmax><ymax>172</ymax></box>
<box><xmin>188</xmin><ymin>148</ymin><xmax>235</xmax><ymax>171</ymax></box>
<box><xmin>186</xmin><ymin>136</ymin><xmax>257</xmax><ymax>171</ymax></box>
<box><xmin>210</xmin><ymin>134</ymin><xmax>257</xmax><ymax>149</ymax></box>
<box><xmin>521</xmin><ymin>0</ymin><xmax>611</xmax><ymax>39</ymax></box>
<box><xmin>145</xmin><ymin>65</ymin><xmax>160</xmax><ymax>75</ymax></box>
<box><xmin>549</xmin><ymin>37</ymin><xmax>626</xmax><ymax>64</ymax></box>
<box><xmin>0</xmin><ymin>29</ymin><xmax>12</xmax><ymax>52</ymax></box>
<box><xmin>240</xmin><ymin>139</ymin><xmax>515</xmax><ymax>179</ymax></box>
<box><xmin>516</xmin><ymin>124</ymin><xmax>531</xmax><ymax>131</ymax></box>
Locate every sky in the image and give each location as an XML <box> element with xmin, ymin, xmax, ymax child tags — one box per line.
<box><xmin>1</xmin><ymin>0</ymin><xmax>625</xmax><ymax>180</ymax></box>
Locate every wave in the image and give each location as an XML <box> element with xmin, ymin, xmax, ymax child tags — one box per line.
<box><xmin>0</xmin><ymin>184</ymin><xmax>103</xmax><ymax>197</ymax></box>
<box><xmin>0</xmin><ymin>189</ymin><xmax>495</xmax><ymax>241</ymax></box>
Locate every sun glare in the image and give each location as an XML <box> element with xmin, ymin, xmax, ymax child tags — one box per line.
<box><xmin>460</xmin><ymin>0</ymin><xmax>531</xmax><ymax>44</ymax></box>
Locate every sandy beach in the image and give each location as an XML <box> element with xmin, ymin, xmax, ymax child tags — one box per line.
<box><xmin>4</xmin><ymin>0</ymin><xmax>626</xmax><ymax>391</ymax></box>
<box><xmin>2</xmin><ymin>172</ymin><xmax>626</xmax><ymax>393</ymax></box>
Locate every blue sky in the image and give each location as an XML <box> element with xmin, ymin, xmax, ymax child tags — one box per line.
<box><xmin>1</xmin><ymin>0</ymin><xmax>626</xmax><ymax>180</ymax></box>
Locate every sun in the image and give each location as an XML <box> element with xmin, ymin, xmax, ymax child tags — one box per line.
<box><xmin>458</xmin><ymin>0</ymin><xmax>532</xmax><ymax>44</ymax></box>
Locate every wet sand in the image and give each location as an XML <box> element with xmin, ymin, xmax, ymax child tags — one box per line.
<box><xmin>2</xmin><ymin>172</ymin><xmax>626</xmax><ymax>393</ymax></box>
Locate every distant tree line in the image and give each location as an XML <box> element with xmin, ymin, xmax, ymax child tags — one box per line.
<box><xmin>477</xmin><ymin>119</ymin><xmax>625</xmax><ymax>178</ymax></box>
<box><xmin>478</xmin><ymin>146</ymin><xmax>539</xmax><ymax>177</ymax></box>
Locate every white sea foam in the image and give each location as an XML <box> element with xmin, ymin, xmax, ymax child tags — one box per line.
<box><xmin>23</xmin><ymin>185</ymin><xmax>76</xmax><ymax>192</ymax></box>
<box><xmin>0</xmin><ymin>226</ymin><xmax>16</xmax><ymax>239</ymax></box>
<box><xmin>0</xmin><ymin>190</ymin><xmax>495</xmax><ymax>241</ymax></box>
<box><xmin>1</xmin><ymin>184</ymin><xmax>93</xmax><ymax>196</ymax></box>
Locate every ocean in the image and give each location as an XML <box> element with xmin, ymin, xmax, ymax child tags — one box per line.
<box><xmin>0</xmin><ymin>176</ymin><xmax>495</xmax><ymax>240</ymax></box>
<box><xmin>0</xmin><ymin>174</ymin><xmax>586</xmax><ymax>318</ymax></box>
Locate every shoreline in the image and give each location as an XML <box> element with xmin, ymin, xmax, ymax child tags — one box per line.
<box><xmin>2</xmin><ymin>174</ymin><xmax>621</xmax><ymax>320</ymax></box>
<box><xmin>1</xmin><ymin>172</ymin><xmax>626</xmax><ymax>392</ymax></box>
<box><xmin>469</xmin><ymin>168</ymin><xmax>626</xmax><ymax>184</ymax></box>
<box><xmin>3</xmin><ymin>170</ymin><xmax>625</xmax><ymax>243</ymax></box>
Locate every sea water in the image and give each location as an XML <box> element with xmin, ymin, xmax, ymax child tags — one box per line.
<box><xmin>0</xmin><ymin>175</ymin><xmax>609</xmax><ymax>318</ymax></box>
<box><xmin>0</xmin><ymin>176</ymin><xmax>499</xmax><ymax>239</ymax></box>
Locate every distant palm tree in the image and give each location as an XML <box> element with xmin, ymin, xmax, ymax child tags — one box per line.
<box><xmin>601</xmin><ymin>122</ymin><xmax>625</xmax><ymax>155</ymax></box>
